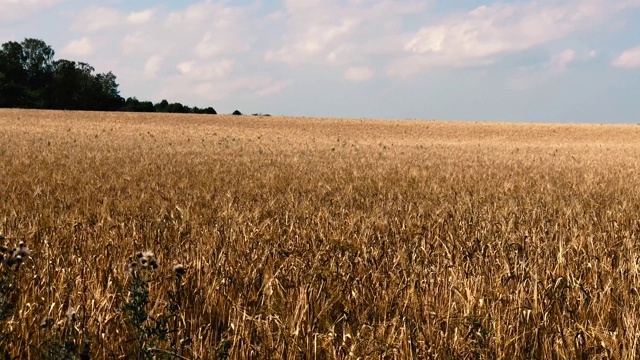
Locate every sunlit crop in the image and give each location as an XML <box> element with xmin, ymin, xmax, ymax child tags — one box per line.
<box><xmin>1</xmin><ymin>109</ymin><xmax>640</xmax><ymax>358</ymax></box>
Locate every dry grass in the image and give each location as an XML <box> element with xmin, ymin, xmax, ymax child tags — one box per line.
<box><xmin>1</xmin><ymin>109</ymin><xmax>640</xmax><ymax>358</ymax></box>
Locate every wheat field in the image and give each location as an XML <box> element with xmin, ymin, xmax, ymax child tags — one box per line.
<box><xmin>1</xmin><ymin>109</ymin><xmax>640</xmax><ymax>359</ymax></box>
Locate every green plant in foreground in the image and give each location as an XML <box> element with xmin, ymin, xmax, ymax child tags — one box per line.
<box><xmin>0</xmin><ymin>240</ymin><xmax>32</xmax><ymax>357</ymax></box>
<box><xmin>122</xmin><ymin>251</ymin><xmax>188</xmax><ymax>359</ymax></box>
<box><xmin>39</xmin><ymin>311</ymin><xmax>92</xmax><ymax>360</ymax></box>
<box><xmin>169</xmin><ymin>263</ymin><xmax>190</xmax><ymax>355</ymax></box>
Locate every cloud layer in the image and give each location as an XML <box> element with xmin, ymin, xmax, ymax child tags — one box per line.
<box><xmin>1</xmin><ymin>0</ymin><xmax>639</xmax><ymax>121</ymax></box>
<box><xmin>0</xmin><ymin>0</ymin><xmax>61</xmax><ymax>22</ymax></box>
<box><xmin>613</xmin><ymin>46</ymin><xmax>640</xmax><ymax>68</ymax></box>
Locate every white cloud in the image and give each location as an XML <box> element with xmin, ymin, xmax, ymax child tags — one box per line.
<box><xmin>266</xmin><ymin>18</ymin><xmax>359</xmax><ymax>64</ymax></box>
<box><xmin>0</xmin><ymin>0</ymin><xmax>61</xmax><ymax>22</ymax></box>
<box><xmin>128</xmin><ymin>9</ymin><xmax>155</xmax><ymax>25</ymax></box>
<box><xmin>551</xmin><ymin>49</ymin><xmax>576</xmax><ymax>71</ymax></box>
<box><xmin>255</xmin><ymin>80</ymin><xmax>293</xmax><ymax>97</ymax></box>
<box><xmin>166</xmin><ymin>1</ymin><xmax>248</xmax><ymax>30</ymax></box>
<box><xmin>166</xmin><ymin>1</ymin><xmax>224</xmax><ymax>25</ymax></box>
<box><xmin>61</xmin><ymin>37</ymin><xmax>94</xmax><ymax>58</ymax></box>
<box><xmin>162</xmin><ymin>58</ymin><xmax>289</xmax><ymax>101</ymax></box>
<box><xmin>143</xmin><ymin>54</ymin><xmax>163</xmax><ymax>79</ymax></box>
<box><xmin>326</xmin><ymin>44</ymin><xmax>357</xmax><ymax>65</ymax></box>
<box><xmin>176</xmin><ymin>59</ymin><xmax>235</xmax><ymax>79</ymax></box>
<box><xmin>108</xmin><ymin>1</ymin><xmax>264</xmax><ymax>103</ymax></box>
<box><xmin>71</xmin><ymin>6</ymin><xmax>122</xmax><ymax>32</ymax></box>
<box><xmin>388</xmin><ymin>0</ymin><xmax>640</xmax><ymax>77</ymax></box>
<box><xmin>266</xmin><ymin>0</ymin><xmax>429</xmax><ymax>66</ymax></box>
<box><xmin>508</xmin><ymin>49</ymin><xmax>576</xmax><ymax>90</ymax></box>
<box><xmin>159</xmin><ymin>75</ymin><xmax>291</xmax><ymax>102</ymax></box>
<box><xmin>344</xmin><ymin>66</ymin><xmax>373</xmax><ymax>82</ymax></box>
<box><xmin>195</xmin><ymin>32</ymin><xmax>249</xmax><ymax>58</ymax></box>
<box><xmin>266</xmin><ymin>10</ymin><xmax>286</xmax><ymax>23</ymax></box>
<box><xmin>161</xmin><ymin>2</ymin><xmax>255</xmax><ymax>59</ymax></box>
<box><xmin>612</xmin><ymin>46</ymin><xmax>640</xmax><ymax>69</ymax></box>
<box><xmin>121</xmin><ymin>32</ymin><xmax>145</xmax><ymax>55</ymax></box>
<box><xmin>176</xmin><ymin>61</ymin><xmax>194</xmax><ymax>74</ymax></box>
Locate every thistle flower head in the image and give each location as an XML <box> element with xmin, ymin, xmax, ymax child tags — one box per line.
<box><xmin>2</xmin><ymin>241</ymin><xmax>31</xmax><ymax>268</ymax></box>
<box><xmin>128</xmin><ymin>260</ymin><xmax>138</xmax><ymax>271</ymax></box>
<box><xmin>135</xmin><ymin>250</ymin><xmax>158</xmax><ymax>269</ymax></box>
<box><xmin>4</xmin><ymin>257</ymin><xmax>15</xmax><ymax>267</ymax></box>
<box><xmin>173</xmin><ymin>263</ymin><xmax>187</xmax><ymax>277</ymax></box>
<box><xmin>12</xmin><ymin>242</ymin><xmax>31</xmax><ymax>259</ymax></box>
<box><xmin>41</xmin><ymin>317</ymin><xmax>55</xmax><ymax>329</ymax></box>
<box><xmin>66</xmin><ymin>307</ymin><xmax>77</xmax><ymax>322</ymax></box>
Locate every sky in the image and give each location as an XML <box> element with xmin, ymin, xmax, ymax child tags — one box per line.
<box><xmin>1</xmin><ymin>0</ymin><xmax>640</xmax><ymax>123</ymax></box>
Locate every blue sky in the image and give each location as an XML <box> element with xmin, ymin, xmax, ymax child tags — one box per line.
<box><xmin>1</xmin><ymin>0</ymin><xmax>640</xmax><ymax>123</ymax></box>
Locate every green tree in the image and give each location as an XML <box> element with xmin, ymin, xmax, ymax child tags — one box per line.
<box><xmin>0</xmin><ymin>38</ymin><xmax>216</xmax><ymax>113</ymax></box>
<box><xmin>47</xmin><ymin>59</ymin><xmax>81</xmax><ymax>109</ymax></box>
<box><xmin>21</xmin><ymin>38</ymin><xmax>54</xmax><ymax>87</ymax></box>
<box><xmin>0</xmin><ymin>41</ymin><xmax>29</xmax><ymax>107</ymax></box>
<box><xmin>124</xmin><ymin>97</ymin><xmax>155</xmax><ymax>112</ymax></box>
<box><xmin>46</xmin><ymin>60</ymin><xmax>124</xmax><ymax>110</ymax></box>
<box><xmin>0</xmin><ymin>39</ymin><xmax>55</xmax><ymax>108</ymax></box>
<box><xmin>154</xmin><ymin>99</ymin><xmax>169</xmax><ymax>112</ymax></box>
<box><xmin>94</xmin><ymin>71</ymin><xmax>123</xmax><ymax>110</ymax></box>
<box><xmin>166</xmin><ymin>102</ymin><xmax>185</xmax><ymax>113</ymax></box>
<box><xmin>21</xmin><ymin>38</ymin><xmax>54</xmax><ymax>107</ymax></box>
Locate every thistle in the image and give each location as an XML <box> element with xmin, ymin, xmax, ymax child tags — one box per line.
<box><xmin>66</xmin><ymin>307</ymin><xmax>78</xmax><ymax>323</ymax></box>
<box><xmin>172</xmin><ymin>263</ymin><xmax>187</xmax><ymax>277</ymax></box>
<box><xmin>2</xmin><ymin>241</ymin><xmax>31</xmax><ymax>268</ymax></box>
<box><xmin>40</xmin><ymin>317</ymin><xmax>55</xmax><ymax>330</ymax></box>
<box><xmin>123</xmin><ymin>249</ymin><xmax>171</xmax><ymax>358</ymax></box>
<box><xmin>135</xmin><ymin>251</ymin><xmax>158</xmax><ymax>270</ymax></box>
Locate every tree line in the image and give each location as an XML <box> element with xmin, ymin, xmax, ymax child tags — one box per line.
<box><xmin>0</xmin><ymin>38</ymin><xmax>217</xmax><ymax>114</ymax></box>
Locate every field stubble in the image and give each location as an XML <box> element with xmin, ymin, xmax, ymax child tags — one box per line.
<box><xmin>1</xmin><ymin>109</ymin><xmax>640</xmax><ymax>358</ymax></box>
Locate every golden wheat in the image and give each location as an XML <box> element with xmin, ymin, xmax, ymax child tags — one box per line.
<box><xmin>1</xmin><ymin>109</ymin><xmax>640</xmax><ymax>358</ymax></box>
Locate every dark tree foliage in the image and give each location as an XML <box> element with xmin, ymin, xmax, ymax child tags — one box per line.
<box><xmin>22</xmin><ymin>38</ymin><xmax>55</xmax><ymax>107</ymax></box>
<box><xmin>166</xmin><ymin>102</ymin><xmax>185</xmax><ymax>113</ymax></box>
<box><xmin>0</xmin><ymin>38</ymin><xmax>217</xmax><ymax>114</ymax></box>
<box><xmin>124</xmin><ymin>98</ymin><xmax>154</xmax><ymax>112</ymax></box>
<box><xmin>0</xmin><ymin>41</ymin><xmax>31</xmax><ymax>107</ymax></box>
<box><xmin>46</xmin><ymin>60</ymin><xmax>123</xmax><ymax>110</ymax></box>
<box><xmin>154</xmin><ymin>99</ymin><xmax>169</xmax><ymax>112</ymax></box>
<box><xmin>0</xmin><ymin>39</ymin><xmax>56</xmax><ymax>108</ymax></box>
<box><xmin>196</xmin><ymin>107</ymin><xmax>217</xmax><ymax>115</ymax></box>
